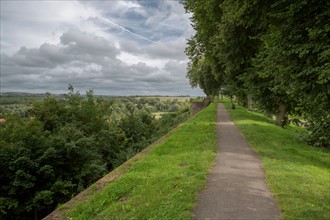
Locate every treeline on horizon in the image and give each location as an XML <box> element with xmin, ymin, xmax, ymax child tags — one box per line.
<box><xmin>0</xmin><ymin>86</ymin><xmax>191</xmax><ymax>219</ymax></box>
<box><xmin>184</xmin><ymin>0</ymin><xmax>329</xmax><ymax>148</ymax></box>
<box><xmin>0</xmin><ymin>93</ymin><xmax>196</xmax><ymax>118</ymax></box>
<box><xmin>0</xmin><ymin>92</ymin><xmax>196</xmax><ymax>104</ymax></box>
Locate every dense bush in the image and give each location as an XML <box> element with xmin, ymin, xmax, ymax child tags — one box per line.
<box><xmin>305</xmin><ymin>115</ymin><xmax>330</xmax><ymax>148</ymax></box>
<box><xmin>0</xmin><ymin>88</ymin><xmax>191</xmax><ymax>219</ymax></box>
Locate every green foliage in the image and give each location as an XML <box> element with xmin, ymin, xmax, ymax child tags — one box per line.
<box><xmin>0</xmin><ymin>104</ymin><xmax>30</xmax><ymax>118</ymax></box>
<box><xmin>0</xmin><ymin>87</ymin><xmax>191</xmax><ymax>219</ymax></box>
<box><xmin>251</xmin><ymin>0</ymin><xmax>330</xmax><ymax>145</ymax></box>
<box><xmin>66</xmin><ymin>103</ymin><xmax>217</xmax><ymax>219</ymax></box>
<box><xmin>184</xmin><ymin>0</ymin><xmax>225</xmax><ymax>98</ymax></box>
<box><xmin>0</xmin><ymin>109</ymin><xmax>106</xmax><ymax>219</ymax></box>
<box><xmin>184</xmin><ymin>0</ymin><xmax>267</xmax><ymax>101</ymax></box>
<box><xmin>184</xmin><ymin>0</ymin><xmax>330</xmax><ymax>147</ymax></box>
<box><xmin>0</xmin><ymin>93</ymin><xmax>43</xmax><ymax>105</ymax></box>
<box><xmin>304</xmin><ymin>115</ymin><xmax>330</xmax><ymax>148</ymax></box>
<box><xmin>187</xmin><ymin>57</ymin><xmax>222</xmax><ymax>97</ymax></box>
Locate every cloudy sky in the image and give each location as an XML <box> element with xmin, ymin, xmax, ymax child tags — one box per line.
<box><xmin>0</xmin><ymin>0</ymin><xmax>203</xmax><ymax>96</ymax></box>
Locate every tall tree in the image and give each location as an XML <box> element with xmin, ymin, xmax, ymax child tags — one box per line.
<box><xmin>184</xmin><ymin>0</ymin><xmax>271</xmax><ymax>104</ymax></box>
<box><xmin>250</xmin><ymin>0</ymin><xmax>330</xmax><ymax>145</ymax></box>
<box><xmin>187</xmin><ymin>57</ymin><xmax>221</xmax><ymax>97</ymax></box>
<box><xmin>184</xmin><ymin>0</ymin><xmax>329</xmax><ymax>146</ymax></box>
<box><xmin>184</xmin><ymin>0</ymin><xmax>225</xmax><ymax>98</ymax></box>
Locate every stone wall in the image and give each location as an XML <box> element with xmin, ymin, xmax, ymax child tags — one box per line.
<box><xmin>191</xmin><ymin>98</ymin><xmax>211</xmax><ymax>116</ymax></box>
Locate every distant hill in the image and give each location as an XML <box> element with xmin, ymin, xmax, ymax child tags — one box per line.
<box><xmin>0</xmin><ymin>92</ymin><xmax>46</xmax><ymax>97</ymax></box>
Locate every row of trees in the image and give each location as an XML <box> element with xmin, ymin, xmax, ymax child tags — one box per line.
<box><xmin>0</xmin><ymin>87</ymin><xmax>191</xmax><ymax>219</ymax></box>
<box><xmin>184</xmin><ymin>0</ymin><xmax>329</xmax><ymax>147</ymax></box>
<box><xmin>0</xmin><ymin>95</ymin><xmax>187</xmax><ymax>117</ymax></box>
<box><xmin>0</xmin><ymin>93</ymin><xmax>44</xmax><ymax>105</ymax></box>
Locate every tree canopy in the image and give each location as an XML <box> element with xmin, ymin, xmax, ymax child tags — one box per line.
<box><xmin>184</xmin><ymin>0</ymin><xmax>330</xmax><ymax>147</ymax></box>
<box><xmin>0</xmin><ymin>88</ymin><xmax>191</xmax><ymax>219</ymax></box>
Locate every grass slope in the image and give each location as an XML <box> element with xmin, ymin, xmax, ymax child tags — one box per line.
<box><xmin>224</xmin><ymin>103</ymin><xmax>330</xmax><ymax>220</ymax></box>
<box><xmin>65</xmin><ymin>103</ymin><xmax>217</xmax><ymax>219</ymax></box>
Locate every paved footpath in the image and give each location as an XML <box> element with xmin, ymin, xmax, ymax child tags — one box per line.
<box><xmin>194</xmin><ymin>104</ymin><xmax>281</xmax><ymax>220</ymax></box>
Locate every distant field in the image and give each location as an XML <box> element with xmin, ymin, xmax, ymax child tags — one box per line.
<box><xmin>0</xmin><ymin>93</ymin><xmax>201</xmax><ymax>104</ymax></box>
<box><xmin>134</xmin><ymin>96</ymin><xmax>193</xmax><ymax>102</ymax></box>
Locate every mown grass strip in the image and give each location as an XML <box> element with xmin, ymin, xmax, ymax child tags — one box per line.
<box><xmin>223</xmin><ymin>102</ymin><xmax>330</xmax><ymax>220</ymax></box>
<box><xmin>65</xmin><ymin>103</ymin><xmax>218</xmax><ymax>219</ymax></box>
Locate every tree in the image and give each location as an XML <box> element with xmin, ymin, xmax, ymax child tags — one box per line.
<box><xmin>184</xmin><ymin>0</ymin><xmax>271</xmax><ymax>105</ymax></box>
<box><xmin>187</xmin><ymin>57</ymin><xmax>221</xmax><ymax>98</ymax></box>
<box><xmin>250</xmin><ymin>0</ymin><xmax>330</xmax><ymax>144</ymax></box>
<box><xmin>0</xmin><ymin>86</ymin><xmax>194</xmax><ymax>219</ymax></box>
<box><xmin>184</xmin><ymin>0</ymin><xmax>329</xmax><ymax>146</ymax></box>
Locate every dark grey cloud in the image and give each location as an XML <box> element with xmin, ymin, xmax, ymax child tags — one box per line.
<box><xmin>60</xmin><ymin>28</ymin><xmax>119</xmax><ymax>57</ymax></box>
<box><xmin>145</xmin><ymin>39</ymin><xmax>187</xmax><ymax>60</ymax></box>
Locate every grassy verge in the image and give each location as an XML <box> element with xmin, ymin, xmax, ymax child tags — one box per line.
<box><xmin>223</xmin><ymin>102</ymin><xmax>330</xmax><ymax>220</ymax></box>
<box><xmin>64</xmin><ymin>103</ymin><xmax>218</xmax><ymax>219</ymax></box>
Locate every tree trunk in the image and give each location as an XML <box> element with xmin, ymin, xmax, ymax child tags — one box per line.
<box><xmin>276</xmin><ymin>103</ymin><xmax>287</xmax><ymax>127</ymax></box>
<box><xmin>247</xmin><ymin>94</ymin><xmax>253</xmax><ymax>111</ymax></box>
<box><xmin>34</xmin><ymin>208</ymin><xmax>38</xmax><ymax>220</ymax></box>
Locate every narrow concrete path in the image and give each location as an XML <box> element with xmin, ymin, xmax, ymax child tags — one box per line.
<box><xmin>194</xmin><ymin>104</ymin><xmax>281</xmax><ymax>220</ymax></box>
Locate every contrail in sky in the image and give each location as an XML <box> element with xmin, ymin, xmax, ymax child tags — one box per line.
<box><xmin>98</xmin><ymin>17</ymin><xmax>156</xmax><ymax>44</ymax></box>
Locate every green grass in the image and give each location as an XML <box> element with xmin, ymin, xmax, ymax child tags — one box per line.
<box><xmin>223</xmin><ymin>102</ymin><xmax>330</xmax><ymax>220</ymax></box>
<box><xmin>65</xmin><ymin>103</ymin><xmax>218</xmax><ymax>219</ymax></box>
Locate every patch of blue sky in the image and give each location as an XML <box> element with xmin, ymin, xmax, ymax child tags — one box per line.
<box><xmin>138</xmin><ymin>1</ymin><xmax>161</xmax><ymax>10</ymax></box>
<box><xmin>124</xmin><ymin>9</ymin><xmax>146</xmax><ymax>20</ymax></box>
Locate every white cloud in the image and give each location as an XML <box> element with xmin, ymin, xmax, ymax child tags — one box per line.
<box><xmin>1</xmin><ymin>1</ymin><xmax>100</xmax><ymax>54</ymax></box>
<box><xmin>0</xmin><ymin>0</ymin><xmax>203</xmax><ymax>96</ymax></box>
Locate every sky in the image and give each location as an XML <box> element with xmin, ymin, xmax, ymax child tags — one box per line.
<box><xmin>0</xmin><ymin>0</ymin><xmax>204</xmax><ymax>96</ymax></box>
